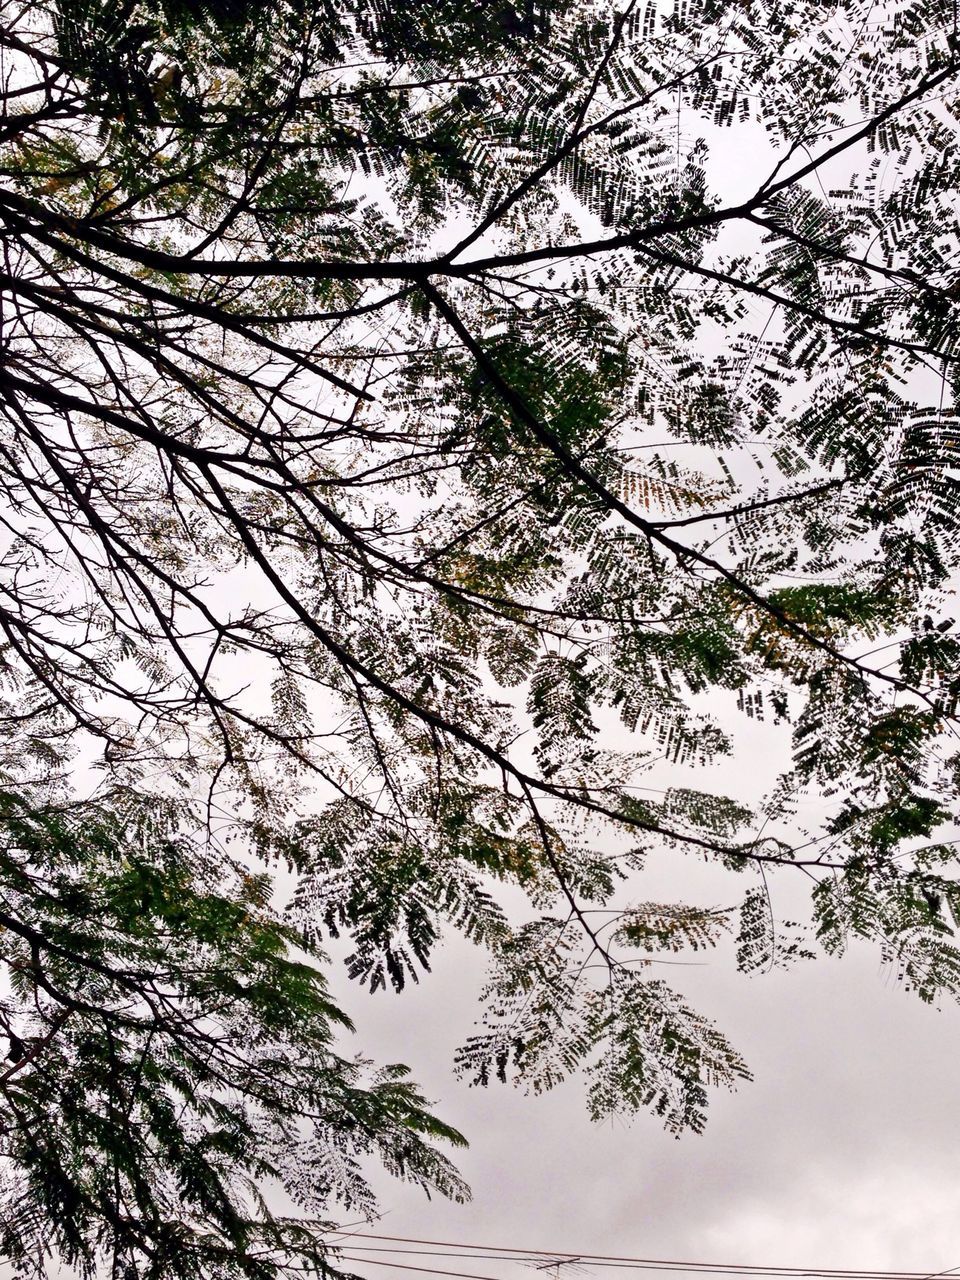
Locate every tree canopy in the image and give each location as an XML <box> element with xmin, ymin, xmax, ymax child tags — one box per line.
<box><xmin>3</xmin><ymin>0</ymin><xmax>960</xmax><ymax>1273</ymax></box>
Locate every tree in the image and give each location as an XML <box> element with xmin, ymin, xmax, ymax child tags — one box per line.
<box><xmin>0</xmin><ymin>787</ymin><xmax>468</xmax><ymax>1279</ymax></box>
<box><xmin>3</xmin><ymin>0</ymin><xmax>960</xmax><ymax>1270</ymax></box>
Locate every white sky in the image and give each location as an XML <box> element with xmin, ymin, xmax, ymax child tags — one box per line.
<box><xmin>329</xmin><ymin>872</ymin><xmax>960</xmax><ymax>1271</ymax></box>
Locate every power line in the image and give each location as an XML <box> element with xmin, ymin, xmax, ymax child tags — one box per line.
<box><xmin>340</xmin><ymin>1252</ymin><xmax>936</xmax><ymax>1280</ymax></box>
<box><xmin>340</xmin><ymin>1255</ymin><xmax>509</xmax><ymax>1280</ymax></box>
<box><xmin>331</xmin><ymin>1231</ymin><xmax>952</xmax><ymax>1280</ymax></box>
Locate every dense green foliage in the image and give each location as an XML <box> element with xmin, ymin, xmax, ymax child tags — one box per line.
<box><xmin>0</xmin><ymin>788</ymin><xmax>467</xmax><ymax>1277</ymax></box>
<box><xmin>3</xmin><ymin>0</ymin><xmax>960</xmax><ymax>1272</ymax></box>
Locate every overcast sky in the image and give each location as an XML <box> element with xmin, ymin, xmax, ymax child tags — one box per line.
<box><xmin>316</xmin><ymin>670</ymin><xmax>960</xmax><ymax>1270</ymax></box>
<box><xmin>330</xmin><ymin>892</ymin><xmax>960</xmax><ymax>1273</ymax></box>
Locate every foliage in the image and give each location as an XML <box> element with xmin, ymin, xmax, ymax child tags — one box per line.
<box><xmin>3</xmin><ymin>0</ymin><xmax>960</xmax><ymax>1271</ymax></box>
<box><xmin>0</xmin><ymin>788</ymin><xmax>467</xmax><ymax>1279</ymax></box>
